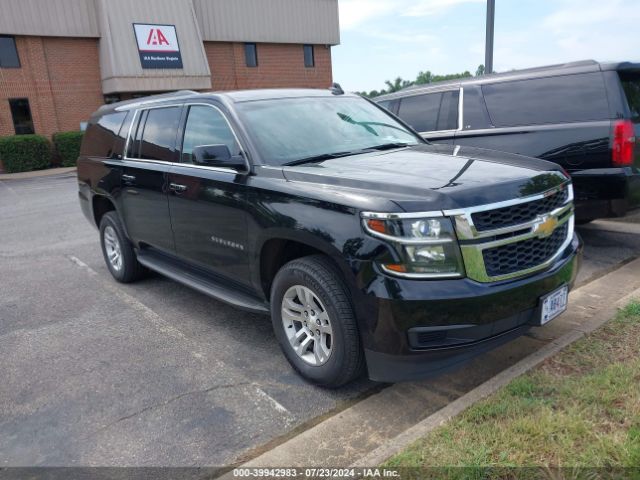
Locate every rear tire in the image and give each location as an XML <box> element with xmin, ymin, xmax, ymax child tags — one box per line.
<box><xmin>270</xmin><ymin>255</ymin><xmax>365</xmax><ymax>387</ymax></box>
<box><xmin>99</xmin><ymin>211</ymin><xmax>144</xmax><ymax>283</ymax></box>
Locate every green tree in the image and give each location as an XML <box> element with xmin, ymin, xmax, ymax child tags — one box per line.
<box><xmin>384</xmin><ymin>77</ymin><xmax>413</xmax><ymax>93</ymax></box>
<box><xmin>475</xmin><ymin>64</ymin><xmax>485</xmax><ymax>76</ymax></box>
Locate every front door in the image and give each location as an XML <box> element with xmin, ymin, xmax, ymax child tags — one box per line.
<box><xmin>167</xmin><ymin>103</ymin><xmax>251</xmax><ymax>286</ymax></box>
<box><xmin>119</xmin><ymin>106</ymin><xmax>182</xmax><ymax>254</ymax></box>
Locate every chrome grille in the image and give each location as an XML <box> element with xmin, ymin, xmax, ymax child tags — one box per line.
<box><xmin>447</xmin><ymin>182</ymin><xmax>574</xmax><ymax>283</ymax></box>
<box><xmin>483</xmin><ymin>223</ymin><xmax>569</xmax><ymax>277</ymax></box>
<box><xmin>471</xmin><ymin>188</ymin><xmax>569</xmax><ymax>232</ymax></box>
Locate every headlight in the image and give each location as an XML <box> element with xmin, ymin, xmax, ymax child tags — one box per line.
<box><xmin>362</xmin><ymin>213</ymin><xmax>465</xmax><ymax>278</ymax></box>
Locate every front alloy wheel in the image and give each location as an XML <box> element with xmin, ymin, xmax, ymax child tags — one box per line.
<box><xmin>281</xmin><ymin>285</ymin><xmax>333</xmax><ymax>366</ymax></box>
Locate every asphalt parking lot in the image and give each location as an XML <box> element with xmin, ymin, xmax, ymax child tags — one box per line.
<box><xmin>1</xmin><ymin>172</ymin><xmax>640</xmax><ymax>467</ymax></box>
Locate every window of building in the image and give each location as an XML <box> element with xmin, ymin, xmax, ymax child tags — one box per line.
<box><xmin>104</xmin><ymin>94</ymin><xmax>122</xmax><ymax>105</ymax></box>
<box><xmin>303</xmin><ymin>45</ymin><xmax>315</xmax><ymax>68</ymax></box>
<box><xmin>135</xmin><ymin>106</ymin><xmax>181</xmax><ymax>161</ymax></box>
<box><xmin>481</xmin><ymin>73</ymin><xmax>609</xmax><ymax>127</ymax></box>
<box><xmin>244</xmin><ymin>43</ymin><xmax>258</xmax><ymax>68</ymax></box>
<box><xmin>181</xmin><ymin>105</ymin><xmax>240</xmax><ymax>163</ymax></box>
<box><xmin>0</xmin><ymin>36</ymin><xmax>20</xmax><ymax>68</ymax></box>
<box><xmin>9</xmin><ymin>98</ymin><xmax>34</xmax><ymax>134</ymax></box>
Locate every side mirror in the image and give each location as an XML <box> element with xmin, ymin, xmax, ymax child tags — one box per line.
<box><xmin>192</xmin><ymin>144</ymin><xmax>246</xmax><ymax>171</ymax></box>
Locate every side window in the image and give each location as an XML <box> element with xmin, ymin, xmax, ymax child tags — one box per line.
<box><xmin>482</xmin><ymin>73</ymin><xmax>609</xmax><ymax>127</ymax></box>
<box><xmin>397</xmin><ymin>92</ymin><xmax>442</xmax><ymax>132</ymax></box>
<box><xmin>377</xmin><ymin>100</ymin><xmax>392</xmax><ymax>111</ymax></box>
<box><xmin>138</xmin><ymin>106</ymin><xmax>181</xmax><ymax>161</ymax></box>
<box><xmin>462</xmin><ymin>85</ymin><xmax>492</xmax><ymax>130</ymax></box>
<box><xmin>80</xmin><ymin>111</ymin><xmax>128</xmax><ymax>157</ymax></box>
<box><xmin>619</xmin><ymin>71</ymin><xmax>640</xmax><ymax>122</ymax></box>
<box><xmin>436</xmin><ymin>90</ymin><xmax>460</xmax><ymax>131</ymax></box>
<box><xmin>181</xmin><ymin>105</ymin><xmax>240</xmax><ymax>163</ymax></box>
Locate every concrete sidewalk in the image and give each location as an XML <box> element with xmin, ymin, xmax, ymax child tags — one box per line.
<box><xmin>0</xmin><ymin>166</ymin><xmax>76</xmax><ymax>180</ymax></box>
<box><xmin>222</xmin><ymin>256</ymin><xmax>640</xmax><ymax>472</ymax></box>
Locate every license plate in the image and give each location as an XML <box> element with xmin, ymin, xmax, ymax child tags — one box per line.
<box><xmin>540</xmin><ymin>285</ymin><xmax>568</xmax><ymax>325</ymax></box>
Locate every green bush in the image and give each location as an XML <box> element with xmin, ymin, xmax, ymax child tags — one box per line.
<box><xmin>0</xmin><ymin>135</ymin><xmax>51</xmax><ymax>173</ymax></box>
<box><xmin>53</xmin><ymin>131</ymin><xmax>83</xmax><ymax>167</ymax></box>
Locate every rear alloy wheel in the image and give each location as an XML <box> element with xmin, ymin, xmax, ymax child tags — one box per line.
<box><xmin>271</xmin><ymin>255</ymin><xmax>364</xmax><ymax>387</ymax></box>
<box><xmin>99</xmin><ymin>211</ymin><xmax>145</xmax><ymax>283</ymax></box>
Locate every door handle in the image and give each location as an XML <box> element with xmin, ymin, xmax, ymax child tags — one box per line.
<box><xmin>122</xmin><ymin>174</ymin><xmax>136</xmax><ymax>182</ymax></box>
<box><xmin>169</xmin><ymin>182</ymin><xmax>188</xmax><ymax>193</ymax></box>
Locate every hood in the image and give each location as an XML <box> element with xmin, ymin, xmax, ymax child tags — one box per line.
<box><xmin>281</xmin><ymin>144</ymin><xmax>568</xmax><ymax>212</ymax></box>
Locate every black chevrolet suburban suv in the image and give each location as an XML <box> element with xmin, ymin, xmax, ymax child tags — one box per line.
<box><xmin>77</xmin><ymin>88</ymin><xmax>582</xmax><ymax>387</ymax></box>
<box><xmin>375</xmin><ymin>60</ymin><xmax>640</xmax><ymax>222</ymax></box>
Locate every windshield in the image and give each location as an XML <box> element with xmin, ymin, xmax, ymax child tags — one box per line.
<box><xmin>235</xmin><ymin>96</ymin><xmax>423</xmax><ymax>166</ymax></box>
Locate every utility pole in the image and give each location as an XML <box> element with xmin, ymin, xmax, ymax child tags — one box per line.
<box><xmin>485</xmin><ymin>0</ymin><xmax>495</xmax><ymax>74</ymax></box>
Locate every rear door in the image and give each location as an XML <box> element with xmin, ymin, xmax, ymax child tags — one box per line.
<box><xmin>120</xmin><ymin>105</ymin><xmax>181</xmax><ymax>253</ymax></box>
<box><xmin>167</xmin><ymin>103</ymin><xmax>251</xmax><ymax>287</ymax></box>
<box><xmin>395</xmin><ymin>89</ymin><xmax>460</xmax><ymax>144</ymax></box>
<box><xmin>454</xmin><ymin>73</ymin><xmax>612</xmax><ymax>171</ymax></box>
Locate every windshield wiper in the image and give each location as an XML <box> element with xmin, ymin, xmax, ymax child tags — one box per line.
<box><xmin>363</xmin><ymin>142</ymin><xmax>413</xmax><ymax>151</ymax></box>
<box><xmin>283</xmin><ymin>151</ymin><xmax>355</xmax><ymax>166</ymax></box>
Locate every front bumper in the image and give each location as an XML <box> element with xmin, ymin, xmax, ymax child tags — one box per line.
<box><xmin>358</xmin><ymin>233</ymin><xmax>582</xmax><ymax>383</ymax></box>
<box><xmin>572</xmin><ymin>167</ymin><xmax>640</xmax><ymax>220</ymax></box>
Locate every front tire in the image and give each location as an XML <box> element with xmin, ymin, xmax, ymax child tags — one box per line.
<box><xmin>99</xmin><ymin>211</ymin><xmax>144</xmax><ymax>283</ymax></box>
<box><xmin>270</xmin><ymin>255</ymin><xmax>364</xmax><ymax>387</ymax></box>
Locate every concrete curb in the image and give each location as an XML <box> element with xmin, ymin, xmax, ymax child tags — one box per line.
<box><xmin>353</xmin><ymin>286</ymin><xmax>640</xmax><ymax>467</ymax></box>
<box><xmin>0</xmin><ymin>166</ymin><xmax>76</xmax><ymax>180</ymax></box>
<box><xmin>580</xmin><ymin>219</ymin><xmax>640</xmax><ymax>235</ymax></box>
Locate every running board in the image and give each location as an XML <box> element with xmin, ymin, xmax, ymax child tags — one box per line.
<box><xmin>137</xmin><ymin>251</ymin><xmax>270</xmax><ymax>315</ymax></box>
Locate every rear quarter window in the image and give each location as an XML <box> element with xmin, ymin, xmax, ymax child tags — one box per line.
<box><xmin>619</xmin><ymin>71</ymin><xmax>640</xmax><ymax>121</ymax></box>
<box><xmin>397</xmin><ymin>90</ymin><xmax>459</xmax><ymax>132</ymax></box>
<box><xmin>482</xmin><ymin>73</ymin><xmax>610</xmax><ymax>127</ymax></box>
<box><xmin>80</xmin><ymin>111</ymin><xmax>129</xmax><ymax>158</ymax></box>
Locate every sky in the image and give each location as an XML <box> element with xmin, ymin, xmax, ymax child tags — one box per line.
<box><xmin>332</xmin><ymin>0</ymin><xmax>640</xmax><ymax>93</ymax></box>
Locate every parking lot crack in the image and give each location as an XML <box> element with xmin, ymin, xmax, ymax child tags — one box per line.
<box><xmin>89</xmin><ymin>382</ymin><xmax>251</xmax><ymax>436</ymax></box>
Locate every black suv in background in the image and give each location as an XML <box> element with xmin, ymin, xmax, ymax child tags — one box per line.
<box><xmin>78</xmin><ymin>89</ymin><xmax>581</xmax><ymax>387</ymax></box>
<box><xmin>376</xmin><ymin>60</ymin><xmax>640</xmax><ymax>222</ymax></box>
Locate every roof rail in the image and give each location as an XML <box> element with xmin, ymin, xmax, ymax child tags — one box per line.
<box><xmin>113</xmin><ymin>90</ymin><xmax>200</xmax><ymax>111</ymax></box>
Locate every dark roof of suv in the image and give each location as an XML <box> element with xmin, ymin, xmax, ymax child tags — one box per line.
<box><xmin>94</xmin><ymin>88</ymin><xmax>359</xmax><ymax>117</ymax></box>
<box><xmin>375</xmin><ymin>59</ymin><xmax>640</xmax><ymax>101</ymax></box>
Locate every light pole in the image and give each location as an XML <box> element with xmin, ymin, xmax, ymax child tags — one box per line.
<box><xmin>485</xmin><ymin>0</ymin><xmax>495</xmax><ymax>74</ymax></box>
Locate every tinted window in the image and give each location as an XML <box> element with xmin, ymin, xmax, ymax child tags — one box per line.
<box><xmin>482</xmin><ymin>73</ymin><xmax>609</xmax><ymax>127</ymax></box>
<box><xmin>397</xmin><ymin>93</ymin><xmax>442</xmax><ymax>132</ymax></box>
<box><xmin>303</xmin><ymin>45</ymin><xmax>314</xmax><ymax>68</ymax></box>
<box><xmin>619</xmin><ymin>72</ymin><xmax>640</xmax><ymax>122</ymax></box>
<box><xmin>462</xmin><ymin>85</ymin><xmax>492</xmax><ymax>130</ymax></box>
<box><xmin>138</xmin><ymin>107</ymin><xmax>181</xmax><ymax>161</ymax></box>
<box><xmin>0</xmin><ymin>36</ymin><xmax>20</xmax><ymax>68</ymax></box>
<box><xmin>245</xmin><ymin>43</ymin><xmax>258</xmax><ymax>67</ymax></box>
<box><xmin>80</xmin><ymin>111</ymin><xmax>128</xmax><ymax>157</ymax></box>
<box><xmin>235</xmin><ymin>97</ymin><xmax>421</xmax><ymax>166</ymax></box>
<box><xmin>9</xmin><ymin>98</ymin><xmax>34</xmax><ymax>134</ymax></box>
<box><xmin>181</xmin><ymin>105</ymin><xmax>240</xmax><ymax>163</ymax></box>
<box><xmin>436</xmin><ymin>90</ymin><xmax>460</xmax><ymax>130</ymax></box>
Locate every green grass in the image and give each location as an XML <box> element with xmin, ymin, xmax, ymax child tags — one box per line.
<box><xmin>385</xmin><ymin>301</ymin><xmax>640</xmax><ymax>476</ymax></box>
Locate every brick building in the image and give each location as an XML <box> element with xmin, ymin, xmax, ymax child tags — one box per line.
<box><xmin>0</xmin><ymin>0</ymin><xmax>339</xmax><ymax>138</ymax></box>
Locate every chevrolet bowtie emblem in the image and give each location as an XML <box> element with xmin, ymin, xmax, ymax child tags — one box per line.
<box><xmin>534</xmin><ymin>215</ymin><xmax>558</xmax><ymax>238</ymax></box>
